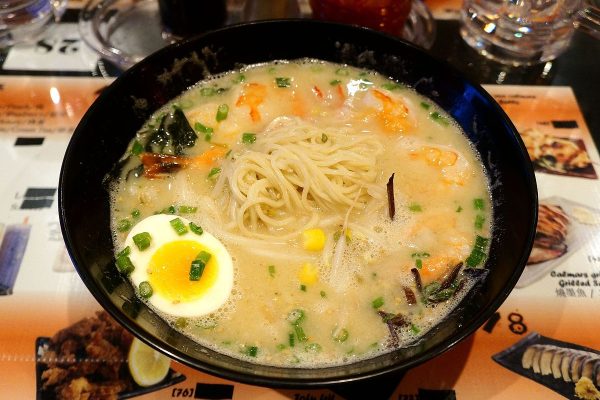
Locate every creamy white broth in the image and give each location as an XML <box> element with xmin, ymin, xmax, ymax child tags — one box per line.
<box><xmin>110</xmin><ymin>60</ymin><xmax>492</xmax><ymax>367</ymax></box>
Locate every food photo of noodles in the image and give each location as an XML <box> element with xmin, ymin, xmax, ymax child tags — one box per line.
<box><xmin>59</xmin><ymin>20</ymin><xmax>537</xmax><ymax>387</ymax></box>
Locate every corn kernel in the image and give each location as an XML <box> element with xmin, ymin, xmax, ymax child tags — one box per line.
<box><xmin>298</xmin><ymin>263</ymin><xmax>319</xmax><ymax>285</ymax></box>
<box><xmin>302</xmin><ymin>228</ymin><xmax>326</xmax><ymax>251</ymax></box>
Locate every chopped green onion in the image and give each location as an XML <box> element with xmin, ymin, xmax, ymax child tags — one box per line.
<box><xmin>216</xmin><ymin>104</ymin><xmax>229</xmax><ymax>122</ymax></box>
<box><xmin>241</xmin><ymin>132</ymin><xmax>256</xmax><ymax>144</ymax></box>
<box><xmin>321</xmin><ymin>133</ymin><xmax>328</xmax><ymax>143</ymax></box>
<box><xmin>242</xmin><ymin>346</ymin><xmax>258</xmax><ymax>357</ymax></box>
<box><xmin>358</xmin><ymin>81</ymin><xmax>373</xmax><ymax>89</ymax></box>
<box><xmin>473</xmin><ymin>198</ymin><xmax>485</xmax><ymax>210</ymax></box>
<box><xmin>117</xmin><ymin>246</ymin><xmax>131</xmax><ymax>258</ymax></box>
<box><xmin>381</xmin><ymin>82</ymin><xmax>403</xmax><ymax>91</ymax></box>
<box><xmin>420</xmin><ymin>102</ymin><xmax>431</xmax><ymax>110</ymax></box>
<box><xmin>430</xmin><ymin>111</ymin><xmax>449</xmax><ymax>126</ymax></box>
<box><xmin>332</xmin><ymin>327</ymin><xmax>349</xmax><ymax>342</ymax></box>
<box><xmin>466</xmin><ymin>235</ymin><xmax>489</xmax><ymax>267</ymax></box>
<box><xmin>329</xmin><ymin>79</ymin><xmax>342</xmax><ymax>86</ymax></box>
<box><xmin>276</xmin><ymin>343</ymin><xmax>286</xmax><ymax>351</ymax></box>
<box><xmin>294</xmin><ymin>325</ymin><xmax>308</xmax><ymax>342</ymax></box>
<box><xmin>305</xmin><ymin>343</ymin><xmax>322</xmax><ymax>352</ymax></box>
<box><xmin>415</xmin><ymin>259</ymin><xmax>423</xmax><ymax>269</ymax></box>
<box><xmin>320</xmin><ymin>290</ymin><xmax>327</xmax><ymax>298</ymax></box>
<box><xmin>161</xmin><ymin>205</ymin><xmax>176</xmax><ymax>214</ymax></box>
<box><xmin>132</xmin><ymin>232</ymin><xmax>151</xmax><ymax>251</ymax></box>
<box><xmin>409</xmin><ymin>203</ymin><xmax>422</xmax><ymax>212</ymax></box>
<box><xmin>190</xmin><ymin>251</ymin><xmax>211</xmax><ymax>281</ymax></box>
<box><xmin>178</xmin><ymin>205</ymin><xmax>197</xmax><ymax>214</ymax></box>
<box><xmin>410</xmin><ymin>324</ymin><xmax>421</xmax><ymax>334</ymax></box>
<box><xmin>300</xmin><ymin>284</ymin><xmax>307</xmax><ymax>292</ymax></box>
<box><xmin>456</xmin><ymin>205</ymin><xmax>463</xmax><ymax>212</ymax></box>
<box><xmin>189</xmin><ymin>222</ymin><xmax>203</xmax><ymax>235</ymax></box>
<box><xmin>275</xmin><ymin>77</ymin><xmax>291</xmax><ymax>88</ymax></box>
<box><xmin>208</xmin><ymin>167</ymin><xmax>221</xmax><ymax>179</ymax></box>
<box><xmin>289</xmin><ymin>332</ymin><xmax>295</xmax><ymax>347</ymax></box>
<box><xmin>232</xmin><ymin>74</ymin><xmax>246</xmax><ymax>83</ymax></box>
<box><xmin>287</xmin><ymin>309</ymin><xmax>305</xmax><ymax>325</ymax></box>
<box><xmin>131</xmin><ymin>140</ymin><xmax>143</xmax><ymax>155</ymax></box>
<box><xmin>372</xmin><ymin>297</ymin><xmax>384</xmax><ymax>309</ymax></box>
<box><xmin>475</xmin><ymin>214</ymin><xmax>486</xmax><ymax>229</ymax></box>
<box><xmin>170</xmin><ymin>218</ymin><xmax>188</xmax><ymax>235</ymax></box>
<box><xmin>131</xmin><ymin>209</ymin><xmax>141</xmax><ymax>219</ymax></box>
<box><xmin>268</xmin><ymin>265</ymin><xmax>276</xmax><ymax>277</ymax></box>
<box><xmin>117</xmin><ymin>219</ymin><xmax>132</xmax><ymax>232</ymax></box>
<box><xmin>138</xmin><ymin>281</ymin><xmax>153</xmax><ymax>298</ymax></box>
<box><xmin>196</xmin><ymin>250</ymin><xmax>211</xmax><ymax>264</ymax></box>
<box><xmin>175</xmin><ymin>317</ymin><xmax>188</xmax><ymax>328</ymax></box>
<box><xmin>411</xmin><ymin>252</ymin><xmax>430</xmax><ymax>258</ymax></box>
<box><xmin>200</xmin><ymin>87</ymin><xmax>217</xmax><ymax>96</ymax></box>
<box><xmin>335</xmin><ymin>68</ymin><xmax>350</xmax><ymax>76</ymax></box>
<box><xmin>116</xmin><ymin>254</ymin><xmax>135</xmax><ymax>275</ymax></box>
<box><xmin>194</xmin><ymin>122</ymin><xmax>214</xmax><ymax>134</ymax></box>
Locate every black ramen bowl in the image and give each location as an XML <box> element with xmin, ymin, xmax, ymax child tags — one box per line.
<box><xmin>59</xmin><ymin>20</ymin><xmax>537</xmax><ymax>388</ymax></box>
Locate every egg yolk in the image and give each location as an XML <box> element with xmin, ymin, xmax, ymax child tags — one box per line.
<box><xmin>147</xmin><ymin>240</ymin><xmax>218</xmax><ymax>303</ymax></box>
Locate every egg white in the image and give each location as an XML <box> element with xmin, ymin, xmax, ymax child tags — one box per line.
<box><xmin>123</xmin><ymin>214</ymin><xmax>233</xmax><ymax>317</ymax></box>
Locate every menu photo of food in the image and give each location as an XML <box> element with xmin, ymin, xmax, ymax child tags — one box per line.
<box><xmin>36</xmin><ymin>311</ymin><xmax>185</xmax><ymax>400</ymax></box>
<box><xmin>493</xmin><ymin>332</ymin><xmax>600</xmax><ymax>400</ymax></box>
<box><xmin>520</xmin><ymin>128</ymin><xmax>598</xmax><ymax>179</ymax></box>
<box><xmin>516</xmin><ymin>197</ymin><xmax>600</xmax><ymax>288</ymax></box>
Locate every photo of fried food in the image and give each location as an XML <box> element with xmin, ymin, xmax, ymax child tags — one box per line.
<box><xmin>36</xmin><ymin>310</ymin><xmax>185</xmax><ymax>400</ymax></box>
<box><xmin>527</xmin><ymin>203</ymin><xmax>570</xmax><ymax>265</ymax></box>
<box><xmin>520</xmin><ymin>129</ymin><xmax>597</xmax><ymax>179</ymax></box>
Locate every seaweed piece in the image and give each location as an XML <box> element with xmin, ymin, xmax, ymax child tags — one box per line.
<box><xmin>144</xmin><ymin>108</ymin><xmax>198</xmax><ymax>155</ymax></box>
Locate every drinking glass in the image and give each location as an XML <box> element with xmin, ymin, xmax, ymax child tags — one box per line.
<box><xmin>0</xmin><ymin>0</ymin><xmax>67</xmax><ymax>48</ymax></box>
<box><xmin>460</xmin><ymin>0</ymin><xmax>599</xmax><ymax>66</ymax></box>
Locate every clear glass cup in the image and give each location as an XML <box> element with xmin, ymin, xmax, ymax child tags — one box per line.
<box><xmin>0</xmin><ymin>0</ymin><xmax>67</xmax><ymax>48</ymax></box>
<box><xmin>460</xmin><ymin>0</ymin><xmax>599</xmax><ymax>66</ymax></box>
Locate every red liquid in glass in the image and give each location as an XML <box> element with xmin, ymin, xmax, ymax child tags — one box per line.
<box><xmin>310</xmin><ymin>0</ymin><xmax>412</xmax><ymax>35</ymax></box>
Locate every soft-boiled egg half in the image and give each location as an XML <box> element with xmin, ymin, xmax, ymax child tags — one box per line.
<box><xmin>121</xmin><ymin>214</ymin><xmax>233</xmax><ymax>318</ymax></box>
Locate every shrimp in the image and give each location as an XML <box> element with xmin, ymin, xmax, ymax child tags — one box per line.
<box><xmin>236</xmin><ymin>83</ymin><xmax>267</xmax><ymax>122</ymax></box>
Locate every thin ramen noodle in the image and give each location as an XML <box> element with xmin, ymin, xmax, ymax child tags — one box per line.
<box><xmin>109</xmin><ymin>60</ymin><xmax>492</xmax><ymax>367</ymax></box>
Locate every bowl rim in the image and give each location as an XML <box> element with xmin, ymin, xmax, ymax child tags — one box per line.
<box><xmin>59</xmin><ymin>18</ymin><xmax>538</xmax><ymax>388</ymax></box>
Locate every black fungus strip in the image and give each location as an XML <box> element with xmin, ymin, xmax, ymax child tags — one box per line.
<box><xmin>411</xmin><ymin>267</ymin><xmax>423</xmax><ymax>293</ymax></box>
<box><xmin>386</xmin><ymin>173</ymin><xmax>395</xmax><ymax>220</ymax></box>
<box><xmin>403</xmin><ymin>287</ymin><xmax>417</xmax><ymax>305</ymax></box>
<box><xmin>377</xmin><ymin>311</ymin><xmax>400</xmax><ymax>348</ymax></box>
<box><xmin>440</xmin><ymin>262</ymin><xmax>463</xmax><ymax>290</ymax></box>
